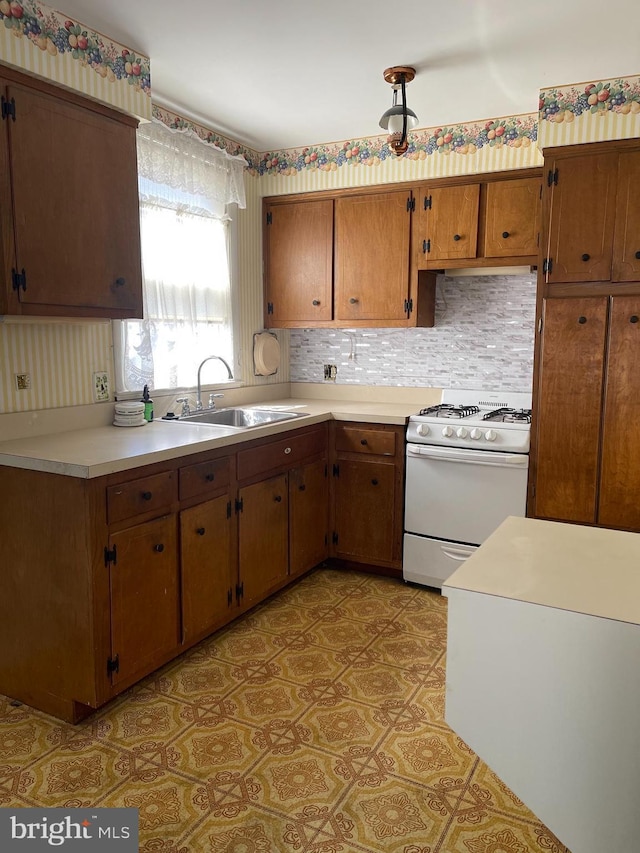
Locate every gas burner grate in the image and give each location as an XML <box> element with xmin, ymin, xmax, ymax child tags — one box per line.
<box><xmin>419</xmin><ymin>404</ymin><xmax>480</xmax><ymax>419</ymax></box>
<box><xmin>482</xmin><ymin>407</ymin><xmax>532</xmax><ymax>424</ymax></box>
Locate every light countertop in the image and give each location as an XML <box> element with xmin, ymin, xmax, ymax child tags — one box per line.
<box><xmin>0</xmin><ymin>397</ymin><xmax>415</xmax><ymax>479</ymax></box>
<box><xmin>443</xmin><ymin>515</ymin><xmax>640</xmax><ymax>626</ymax></box>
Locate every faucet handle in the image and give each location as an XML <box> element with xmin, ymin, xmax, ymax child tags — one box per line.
<box><xmin>208</xmin><ymin>393</ymin><xmax>224</xmax><ymax>409</ymax></box>
<box><xmin>176</xmin><ymin>397</ymin><xmax>190</xmax><ymax>416</ymax></box>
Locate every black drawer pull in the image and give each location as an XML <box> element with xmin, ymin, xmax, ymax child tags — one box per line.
<box><xmin>502</xmin><ymin>231</ymin><xmax>510</xmax><ymax>239</ymax></box>
<box><xmin>274</xmin><ymin>495</ymin><xmax>282</xmax><ymax>502</ymax></box>
<box><xmin>196</xmin><ymin>527</ymin><xmax>206</xmax><ymax>536</ymax></box>
<box><xmin>349</xmin><ymin>297</ymin><xmax>359</xmax><ymax>304</ymax></box>
<box><xmin>453</xmin><ymin>234</ymin><xmax>461</xmax><ymax>241</ymax></box>
<box><xmin>299</xmin><ymin>484</ymin><xmax>306</xmax><ymax>491</ymax></box>
<box><xmin>312</xmin><ymin>299</ymin><xmax>320</xmax><ymax>306</ymax></box>
<box><xmin>371</xmin><ymin>479</ymin><xmax>379</xmax><ymax>486</ymax></box>
<box><xmin>581</xmin><ymin>253</ymin><xmax>590</xmax><ymax>262</ymax></box>
<box><xmin>142</xmin><ymin>491</ymin><xmax>152</xmax><ymax>500</ymax></box>
<box><xmin>154</xmin><ymin>543</ymin><xmax>164</xmax><ymax>553</ymax></box>
<box><xmin>205</xmin><ymin>473</ymin><xmax>215</xmax><ymax>482</ymax></box>
<box><xmin>631</xmin><ymin>316</ymin><xmax>639</xmax><ymax>324</ymax></box>
<box><xmin>635</xmin><ymin>251</ymin><xmax>640</xmax><ymax>260</ymax></box>
<box><xmin>360</xmin><ymin>439</ymin><xmax>368</xmax><ymax>446</ymax></box>
<box><xmin>115</xmin><ymin>276</ymin><xmax>126</xmax><ymax>287</ymax></box>
<box><xmin>578</xmin><ymin>316</ymin><xmax>587</xmax><ymax>324</ymax></box>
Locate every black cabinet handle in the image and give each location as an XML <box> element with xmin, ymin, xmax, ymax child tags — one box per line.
<box><xmin>274</xmin><ymin>495</ymin><xmax>282</xmax><ymax>502</ymax></box>
<box><xmin>115</xmin><ymin>276</ymin><xmax>126</xmax><ymax>286</ymax></box>
<box><xmin>142</xmin><ymin>491</ymin><xmax>152</xmax><ymax>500</ymax></box>
<box><xmin>371</xmin><ymin>479</ymin><xmax>379</xmax><ymax>486</ymax></box>
<box><xmin>581</xmin><ymin>253</ymin><xmax>590</xmax><ymax>262</ymax></box>
<box><xmin>196</xmin><ymin>527</ymin><xmax>206</xmax><ymax>536</ymax></box>
<box><xmin>360</xmin><ymin>439</ymin><xmax>368</xmax><ymax>446</ymax></box>
<box><xmin>578</xmin><ymin>316</ymin><xmax>587</xmax><ymax>324</ymax></box>
<box><xmin>502</xmin><ymin>231</ymin><xmax>510</xmax><ymax>239</ymax></box>
<box><xmin>154</xmin><ymin>543</ymin><xmax>165</xmax><ymax>553</ymax></box>
<box><xmin>631</xmin><ymin>316</ymin><xmax>639</xmax><ymax>324</ymax></box>
<box><xmin>635</xmin><ymin>251</ymin><xmax>640</xmax><ymax>260</ymax></box>
<box><xmin>453</xmin><ymin>234</ymin><xmax>461</xmax><ymax>241</ymax></box>
<box><xmin>299</xmin><ymin>484</ymin><xmax>306</xmax><ymax>491</ymax></box>
<box><xmin>312</xmin><ymin>299</ymin><xmax>320</xmax><ymax>306</ymax></box>
<box><xmin>349</xmin><ymin>297</ymin><xmax>359</xmax><ymax>304</ymax></box>
<box><xmin>205</xmin><ymin>473</ymin><xmax>215</xmax><ymax>482</ymax></box>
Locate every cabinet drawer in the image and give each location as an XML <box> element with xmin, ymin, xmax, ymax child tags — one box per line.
<box><xmin>334</xmin><ymin>425</ymin><xmax>396</xmax><ymax>456</ymax></box>
<box><xmin>180</xmin><ymin>457</ymin><xmax>230</xmax><ymax>501</ymax></box>
<box><xmin>107</xmin><ymin>471</ymin><xmax>177</xmax><ymax>524</ymax></box>
<box><xmin>238</xmin><ymin>428</ymin><xmax>326</xmax><ymax>481</ymax></box>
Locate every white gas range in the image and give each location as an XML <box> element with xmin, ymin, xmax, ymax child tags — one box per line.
<box><xmin>403</xmin><ymin>389</ymin><xmax>532</xmax><ymax>590</ymax></box>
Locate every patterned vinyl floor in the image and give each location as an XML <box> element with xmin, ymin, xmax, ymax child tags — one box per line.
<box><xmin>0</xmin><ymin>569</ymin><xmax>570</xmax><ymax>853</ymax></box>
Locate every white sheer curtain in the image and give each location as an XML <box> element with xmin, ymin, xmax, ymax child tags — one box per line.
<box><xmin>114</xmin><ymin>120</ymin><xmax>246</xmax><ymax>395</ymax></box>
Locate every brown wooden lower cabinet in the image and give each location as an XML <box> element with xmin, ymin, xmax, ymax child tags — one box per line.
<box><xmin>533</xmin><ymin>294</ymin><xmax>640</xmax><ymax>531</ymax></box>
<box><xmin>239</xmin><ymin>474</ymin><xmax>289</xmax><ymax>608</ymax></box>
<box><xmin>290</xmin><ymin>458</ymin><xmax>329</xmax><ymax>577</ymax></box>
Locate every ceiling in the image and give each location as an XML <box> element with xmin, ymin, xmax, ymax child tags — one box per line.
<box><xmin>56</xmin><ymin>0</ymin><xmax>639</xmax><ymax>152</ymax></box>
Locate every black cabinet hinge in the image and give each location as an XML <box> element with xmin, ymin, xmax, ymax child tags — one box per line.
<box><xmin>406</xmin><ymin>196</ymin><xmax>415</xmax><ymax>212</ymax></box>
<box><xmin>404</xmin><ymin>298</ymin><xmax>413</xmax><ymax>316</ymax></box>
<box><xmin>266</xmin><ymin>211</ymin><xmax>273</xmax><ymax>225</ymax></box>
<box><xmin>106</xmin><ymin>654</ymin><xmax>119</xmax><ymax>676</ymax></box>
<box><xmin>332</xmin><ymin>531</ymin><xmax>339</xmax><ymax>545</ymax></box>
<box><xmin>267</xmin><ymin>302</ymin><xmax>274</xmax><ymax>315</ymax></box>
<box><xmin>547</xmin><ymin>168</ymin><xmax>558</xmax><ymax>187</ymax></box>
<box><xmin>11</xmin><ymin>268</ymin><xmax>26</xmax><ymax>292</ymax></box>
<box><xmin>332</xmin><ymin>463</ymin><xmax>339</xmax><ymax>477</ymax></box>
<box><xmin>235</xmin><ymin>497</ymin><xmax>243</xmax><ymax>514</ymax></box>
<box><xmin>542</xmin><ymin>258</ymin><xmax>554</xmax><ymax>275</ymax></box>
<box><xmin>226</xmin><ymin>500</ymin><xmax>232</xmax><ymax>519</ymax></box>
<box><xmin>104</xmin><ymin>545</ymin><xmax>117</xmax><ymax>567</ymax></box>
<box><xmin>423</xmin><ymin>239</ymin><xmax>431</xmax><ymax>255</ymax></box>
<box><xmin>424</xmin><ymin>194</ymin><xmax>432</xmax><ymax>210</ymax></box>
<box><xmin>236</xmin><ymin>581</ymin><xmax>244</xmax><ymax>602</ymax></box>
<box><xmin>227</xmin><ymin>588</ymin><xmax>233</xmax><ymax>606</ymax></box>
<box><xmin>1</xmin><ymin>96</ymin><xmax>16</xmax><ymax>121</ymax></box>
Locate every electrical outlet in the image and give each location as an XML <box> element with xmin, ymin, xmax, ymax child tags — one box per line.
<box><xmin>323</xmin><ymin>364</ymin><xmax>337</xmax><ymax>381</ymax></box>
<box><xmin>15</xmin><ymin>373</ymin><xmax>31</xmax><ymax>391</ymax></box>
<box><xmin>93</xmin><ymin>371</ymin><xmax>110</xmax><ymax>402</ymax></box>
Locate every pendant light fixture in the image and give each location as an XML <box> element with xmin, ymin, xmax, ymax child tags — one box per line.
<box><xmin>379</xmin><ymin>66</ymin><xmax>418</xmax><ymax>156</ymax></box>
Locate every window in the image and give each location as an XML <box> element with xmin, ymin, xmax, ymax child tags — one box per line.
<box><xmin>114</xmin><ymin>121</ymin><xmax>246</xmax><ymax>395</ymax></box>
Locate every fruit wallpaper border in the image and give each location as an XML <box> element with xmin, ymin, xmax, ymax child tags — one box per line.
<box><xmin>0</xmin><ymin>0</ymin><xmax>151</xmax><ymax>120</ymax></box>
<box><xmin>538</xmin><ymin>74</ymin><xmax>640</xmax><ymax>148</ymax></box>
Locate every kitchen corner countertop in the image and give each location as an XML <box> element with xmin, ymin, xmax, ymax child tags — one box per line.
<box><xmin>0</xmin><ymin>397</ymin><xmax>414</xmax><ymax>479</ymax></box>
<box><xmin>443</xmin><ymin>515</ymin><xmax>640</xmax><ymax>626</ymax></box>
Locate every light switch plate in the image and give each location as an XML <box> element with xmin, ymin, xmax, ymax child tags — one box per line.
<box><xmin>93</xmin><ymin>371</ymin><xmax>110</xmax><ymax>402</ymax></box>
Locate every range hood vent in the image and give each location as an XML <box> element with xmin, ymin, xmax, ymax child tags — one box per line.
<box><xmin>443</xmin><ymin>266</ymin><xmax>535</xmax><ymax>277</ymax></box>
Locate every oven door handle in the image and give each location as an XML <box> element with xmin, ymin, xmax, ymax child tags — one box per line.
<box><xmin>440</xmin><ymin>544</ymin><xmax>476</xmax><ymax>561</ymax></box>
<box><xmin>406</xmin><ymin>444</ymin><xmax>528</xmax><ymax>466</ymax></box>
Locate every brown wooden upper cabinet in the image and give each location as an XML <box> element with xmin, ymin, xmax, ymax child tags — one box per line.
<box><xmin>0</xmin><ymin>69</ymin><xmax>143</xmax><ymax>319</ymax></box>
<box><xmin>264</xmin><ymin>198</ymin><xmax>333</xmax><ymax>325</ymax></box>
<box><xmin>543</xmin><ymin>148</ymin><xmax>640</xmax><ymax>284</ymax></box>
<box><xmin>413</xmin><ymin>176</ymin><xmax>541</xmax><ymax>269</ymax></box>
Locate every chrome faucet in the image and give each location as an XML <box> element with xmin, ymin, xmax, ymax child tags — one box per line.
<box><xmin>196</xmin><ymin>355</ymin><xmax>234</xmax><ymax>410</ymax></box>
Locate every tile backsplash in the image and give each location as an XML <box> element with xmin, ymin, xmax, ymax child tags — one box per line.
<box><xmin>290</xmin><ymin>273</ymin><xmax>536</xmax><ymax>392</ymax></box>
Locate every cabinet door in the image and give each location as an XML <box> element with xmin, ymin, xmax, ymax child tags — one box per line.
<box><xmin>289</xmin><ymin>458</ymin><xmax>329</xmax><ymax>577</ymax></box>
<box><xmin>416</xmin><ymin>184</ymin><xmax>479</xmax><ymax>262</ymax></box>
<box><xmin>612</xmin><ymin>151</ymin><xmax>640</xmax><ymax>282</ymax></box>
<box><xmin>265</xmin><ymin>199</ymin><xmax>333</xmax><ymax>325</ymax></box>
<box><xmin>333</xmin><ymin>459</ymin><xmax>396</xmax><ymax>563</ymax></box>
<box><xmin>483</xmin><ymin>178</ymin><xmax>541</xmax><ymax>258</ymax></box>
<box><xmin>598</xmin><ymin>296</ymin><xmax>640</xmax><ymax>529</ymax></box>
<box><xmin>239</xmin><ymin>474</ymin><xmax>288</xmax><ymax>607</ymax></box>
<box><xmin>181</xmin><ymin>495</ymin><xmax>234</xmax><ymax>642</ymax></box>
<box><xmin>5</xmin><ymin>82</ymin><xmax>142</xmax><ymax>315</ymax></box>
<box><xmin>545</xmin><ymin>153</ymin><xmax>618</xmax><ymax>283</ymax></box>
<box><xmin>334</xmin><ymin>191</ymin><xmax>410</xmax><ymax>321</ymax></box>
<box><xmin>109</xmin><ymin>515</ymin><xmax>179</xmax><ymax>686</ymax></box>
<box><xmin>533</xmin><ymin>297</ymin><xmax>608</xmax><ymax>523</ymax></box>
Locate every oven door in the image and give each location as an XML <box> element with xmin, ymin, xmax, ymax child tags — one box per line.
<box><xmin>404</xmin><ymin>443</ymin><xmax>529</xmax><ymax>546</ymax></box>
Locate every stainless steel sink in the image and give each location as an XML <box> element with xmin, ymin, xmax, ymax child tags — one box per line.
<box><xmin>175</xmin><ymin>407</ymin><xmax>304</xmax><ymax>429</ymax></box>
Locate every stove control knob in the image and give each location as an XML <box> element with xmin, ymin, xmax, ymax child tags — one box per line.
<box><xmin>456</xmin><ymin>427</ymin><xmax>468</xmax><ymax>438</ymax></box>
<box><xmin>417</xmin><ymin>423</ymin><xmax>430</xmax><ymax>437</ymax></box>
<box><xmin>470</xmin><ymin>428</ymin><xmax>482</xmax><ymax>440</ymax></box>
<box><xmin>485</xmin><ymin>429</ymin><xmax>497</xmax><ymax>442</ymax></box>
<box><xmin>442</xmin><ymin>426</ymin><xmax>454</xmax><ymax>437</ymax></box>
